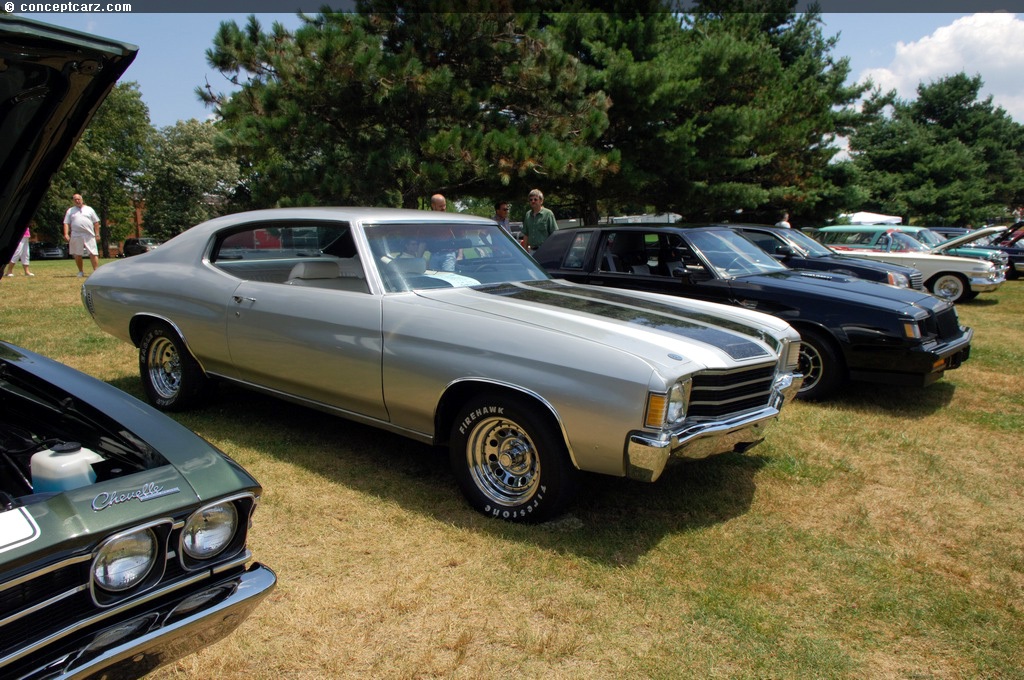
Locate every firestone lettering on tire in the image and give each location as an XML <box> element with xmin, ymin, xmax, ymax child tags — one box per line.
<box><xmin>458</xmin><ymin>405</ymin><xmax>505</xmax><ymax>435</ymax></box>
<box><xmin>484</xmin><ymin>486</ymin><xmax>546</xmax><ymax>519</ymax></box>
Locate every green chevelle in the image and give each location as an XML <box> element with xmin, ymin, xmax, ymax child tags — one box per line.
<box><xmin>0</xmin><ymin>16</ymin><xmax>275</xmax><ymax>678</ymax></box>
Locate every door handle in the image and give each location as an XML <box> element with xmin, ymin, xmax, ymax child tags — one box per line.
<box><xmin>232</xmin><ymin>295</ymin><xmax>256</xmax><ymax>304</ymax></box>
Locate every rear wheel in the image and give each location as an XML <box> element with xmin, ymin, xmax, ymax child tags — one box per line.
<box><xmin>450</xmin><ymin>395</ymin><xmax>578</xmax><ymax>522</ymax></box>
<box><xmin>928</xmin><ymin>273</ymin><xmax>969</xmax><ymax>303</ymax></box>
<box><xmin>139</xmin><ymin>322</ymin><xmax>209</xmax><ymax>411</ymax></box>
<box><xmin>796</xmin><ymin>328</ymin><xmax>844</xmax><ymax>400</ymax></box>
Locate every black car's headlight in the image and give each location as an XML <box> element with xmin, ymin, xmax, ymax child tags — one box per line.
<box><xmin>182</xmin><ymin>502</ymin><xmax>238</xmax><ymax>560</ymax></box>
<box><xmin>887</xmin><ymin>272</ymin><xmax>910</xmax><ymax>287</ymax></box>
<box><xmin>902</xmin><ymin>320</ymin><xmax>922</xmax><ymax>340</ymax></box>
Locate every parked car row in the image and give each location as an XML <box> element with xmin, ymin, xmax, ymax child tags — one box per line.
<box><xmin>534</xmin><ymin>224</ymin><xmax>973</xmax><ymax>401</ymax></box>
<box><xmin>928</xmin><ymin>224</ymin><xmax>1024</xmax><ymax>280</ymax></box>
<box><xmin>813</xmin><ymin>225</ymin><xmax>1007</xmax><ymax>301</ymax></box>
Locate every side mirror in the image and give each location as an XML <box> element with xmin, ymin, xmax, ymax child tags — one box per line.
<box><xmin>774</xmin><ymin>245</ymin><xmax>794</xmax><ymax>259</ymax></box>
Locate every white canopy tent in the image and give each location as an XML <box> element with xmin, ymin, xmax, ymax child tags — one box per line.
<box><xmin>843</xmin><ymin>211</ymin><xmax>902</xmax><ymax>225</ymax></box>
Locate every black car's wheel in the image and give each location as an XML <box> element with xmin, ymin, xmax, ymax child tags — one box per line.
<box><xmin>139</xmin><ymin>323</ymin><xmax>209</xmax><ymax>411</ymax></box>
<box><xmin>450</xmin><ymin>395</ymin><xmax>578</xmax><ymax>523</ymax></box>
<box><xmin>796</xmin><ymin>328</ymin><xmax>844</xmax><ymax>400</ymax></box>
<box><xmin>928</xmin><ymin>273</ymin><xmax>969</xmax><ymax>303</ymax></box>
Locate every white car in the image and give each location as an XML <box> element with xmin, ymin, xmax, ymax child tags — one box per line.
<box><xmin>814</xmin><ymin>226</ymin><xmax>1005</xmax><ymax>303</ymax></box>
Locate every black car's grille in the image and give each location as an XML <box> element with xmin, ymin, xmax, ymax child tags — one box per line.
<box><xmin>909</xmin><ymin>272</ymin><xmax>924</xmax><ymax>290</ymax></box>
<box><xmin>689</xmin><ymin>364</ymin><xmax>777</xmax><ymax>419</ymax></box>
<box><xmin>933</xmin><ymin>306</ymin><xmax>963</xmax><ymax>340</ymax></box>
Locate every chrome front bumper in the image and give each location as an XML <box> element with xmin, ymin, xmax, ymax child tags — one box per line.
<box><xmin>12</xmin><ymin>563</ymin><xmax>276</xmax><ymax>680</ymax></box>
<box><xmin>625</xmin><ymin>372</ymin><xmax>802</xmax><ymax>482</ymax></box>
<box><xmin>968</xmin><ymin>273</ymin><xmax>1005</xmax><ymax>292</ymax></box>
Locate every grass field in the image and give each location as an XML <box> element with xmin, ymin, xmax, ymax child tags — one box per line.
<box><xmin>2</xmin><ymin>259</ymin><xmax>1022</xmax><ymax>679</ymax></box>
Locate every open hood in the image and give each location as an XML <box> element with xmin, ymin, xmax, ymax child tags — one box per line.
<box><xmin>0</xmin><ymin>16</ymin><xmax>137</xmax><ymax>262</ymax></box>
<box><xmin>931</xmin><ymin>225</ymin><xmax>1007</xmax><ymax>252</ymax></box>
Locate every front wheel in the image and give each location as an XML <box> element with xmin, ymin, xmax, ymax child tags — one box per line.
<box><xmin>928</xmin><ymin>273</ymin><xmax>969</xmax><ymax>303</ymax></box>
<box><xmin>450</xmin><ymin>395</ymin><xmax>578</xmax><ymax>522</ymax></box>
<box><xmin>139</xmin><ymin>323</ymin><xmax>210</xmax><ymax>411</ymax></box>
<box><xmin>796</xmin><ymin>328</ymin><xmax>844</xmax><ymax>400</ymax></box>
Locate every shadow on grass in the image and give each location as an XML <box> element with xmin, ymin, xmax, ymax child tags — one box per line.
<box><xmin>826</xmin><ymin>379</ymin><xmax>956</xmax><ymax>417</ymax></box>
<box><xmin>161</xmin><ymin>382</ymin><xmax>763</xmax><ymax>567</ymax></box>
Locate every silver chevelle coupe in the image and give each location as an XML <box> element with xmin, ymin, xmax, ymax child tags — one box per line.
<box><xmin>83</xmin><ymin>209</ymin><xmax>803</xmax><ymax>521</ymax></box>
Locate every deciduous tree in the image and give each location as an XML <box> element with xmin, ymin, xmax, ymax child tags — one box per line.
<box><xmin>36</xmin><ymin>82</ymin><xmax>151</xmax><ymax>251</ymax></box>
<box><xmin>143</xmin><ymin>120</ymin><xmax>240</xmax><ymax>238</ymax></box>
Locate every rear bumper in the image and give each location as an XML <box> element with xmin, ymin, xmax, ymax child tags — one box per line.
<box><xmin>10</xmin><ymin>563</ymin><xmax>276</xmax><ymax>680</ymax></box>
<box><xmin>624</xmin><ymin>372</ymin><xmax>802</xmax><ymax>482</ymax></box>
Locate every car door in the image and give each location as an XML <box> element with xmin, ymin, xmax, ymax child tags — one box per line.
<box><xmin>220</xmin><ymin>223</ymin><xmax>388</xmax><ymax>421</ymax></box>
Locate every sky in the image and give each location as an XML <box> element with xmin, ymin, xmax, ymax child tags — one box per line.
<box><xmin>19</xmin><ymin>11</ymin><xmax>1024</xmax><ymax>129</ymax></box>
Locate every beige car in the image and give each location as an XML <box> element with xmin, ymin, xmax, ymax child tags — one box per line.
<box><xmin>83</xmin><ymin>208</ymin><xmax>803</xmax><ymax>522</ymax></box>
<box><xmin>815</xmin><ymin>225</ymin><xmax>1005</xmax><ymax>303</ymax></box>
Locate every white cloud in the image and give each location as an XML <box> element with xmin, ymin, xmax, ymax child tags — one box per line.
<box><xmin>856</xmin><ymin>13</ymin><xmax>1024</xmax><ymax>121</ymax></box>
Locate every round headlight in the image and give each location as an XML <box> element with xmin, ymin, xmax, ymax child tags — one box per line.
<box><xmin>183</xmin><ymin>503</ymin><xmax>238</xmax><ymax>560</ymax></box>
<box><xmin>93</xmin><ymin>529</ymin><xmax>158</xmax><ymax>592</ymax></box>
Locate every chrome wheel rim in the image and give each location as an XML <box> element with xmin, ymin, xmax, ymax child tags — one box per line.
<box><xmin>933</xmin><ymin>276</ymin><xmax>964</xmax><ymax>300</ymax></box>
<box><xmin>146</xmin><ymin>336</ymin><xmax>182</xmax><ymax>400</ymax></box>
<box><xmin>798</xmin><ymin>342</ymin><xmax>823</xmax><ymax>394</ymax></box>
<box><xmin>465</xmin><ymin>416</ymin><xmax>540</xmax><ymax>506</ymax></box>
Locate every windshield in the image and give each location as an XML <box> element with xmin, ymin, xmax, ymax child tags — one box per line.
<box><xmin>907</xmin><ymin>229</ymin><xmax>945</xmax><ymax>247</ymax></box>
<box><xmin>781</xmin><ymin>228</ymin><xmax>835</xmax><ymax>256</ymax></box>
<box><xmin>365</xmin><ymin>222</ymin><xmax>549</xmax><ymax>292</ymax></box>
<box><xmin>886</xmin><ymin>232</ymin><xmax>930</xmax><ymax>253</ymax></box>
<box><xmin>687</xmin><ymin>230</ymin><xmax>788</xmax><ymax>278</ymax></box>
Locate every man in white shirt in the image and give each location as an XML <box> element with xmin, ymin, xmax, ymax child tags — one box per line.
<box><xmin>63</xmin><ymin>193</ymin><xmax>101</xmax><ymax>277</ymax></box>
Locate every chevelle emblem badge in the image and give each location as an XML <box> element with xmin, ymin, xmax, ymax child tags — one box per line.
<box><xmin>92</xmin><ymin>482</ymin><xmax>181</xmax><ymax>511</ymax></box>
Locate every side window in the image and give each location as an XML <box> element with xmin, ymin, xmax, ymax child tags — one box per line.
<box><xmin>562</xmin><ymin>231</ymin><xmax>592</xmax><ymax>269</ymax></box>
<box><xmin>659</xmin><ymin>234</ymin><xmax>711</xmax><ymax>281</ymax></box>
<box><xmin>743</xmin><ymin>231</ymin><xmax>780</xmax><ymax>254</ymax></box>
<box><xmin>211</xmin><ymin>221</ymin><xmax>365</xmax><ymax>290</ymax></box>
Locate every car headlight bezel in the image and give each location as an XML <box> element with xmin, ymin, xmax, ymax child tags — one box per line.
<box><xmin>90</xmin><ymin>520</ymin><xmax>171</xmax><ymax>606</ymax></box>
<box><xmin>182</xmin><ymin>502</ymin><xmax>238</xmax><ymax>561</ymax></box>
<box><xmin>887</xmin><ymin>272</ymin><xmax>910</xmax><ymax>288</ymax></box>
<box><xmin>645</xmin><ymin>379</ymin><xmax>691</xmax><ymax>429</ymax></box>
<box><xmin>179</xmin><ymin>494</ymin><xmax>255</xmax><ymax>571</ymax></box>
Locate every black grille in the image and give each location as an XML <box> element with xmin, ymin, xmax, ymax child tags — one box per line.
<box><xmin>934</xmin><ymin>307</ymin><xmax>962</xmax><ymax>339</ymax></box>
<box><xmin>689</xmin><ymin>364</ymin><xmax>777</xmax><ymax>419</ymax></box>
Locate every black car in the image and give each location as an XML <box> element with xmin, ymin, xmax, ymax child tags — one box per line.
<box><xmin>535</xmin><ymin>225</ymin><xmax>973</xmax><ymax>399</ymax></box>
<box><xmin>728</xmin><ymin>223</ymin><xmax>925</xmax><ymax>290</ymax></box>
<box><xmin>121</xmin><ymin>236</ymin><xmax>161</xmax><ymax>257</ymax></box>
<box><xmin>28</xmin><ymin>241</ymin><xmax>67</xmax><ymax>260</ymax></box>
<box><xmin>0</xmin><ymin>16</ymin><xmax>274</xmax><ymax>679</ymax></box>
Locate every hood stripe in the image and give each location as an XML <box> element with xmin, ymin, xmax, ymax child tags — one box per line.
<box><xmin>482</xmin><ymin>281</ymin><xmax>771</xmax><ymax>361</ymax></box>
